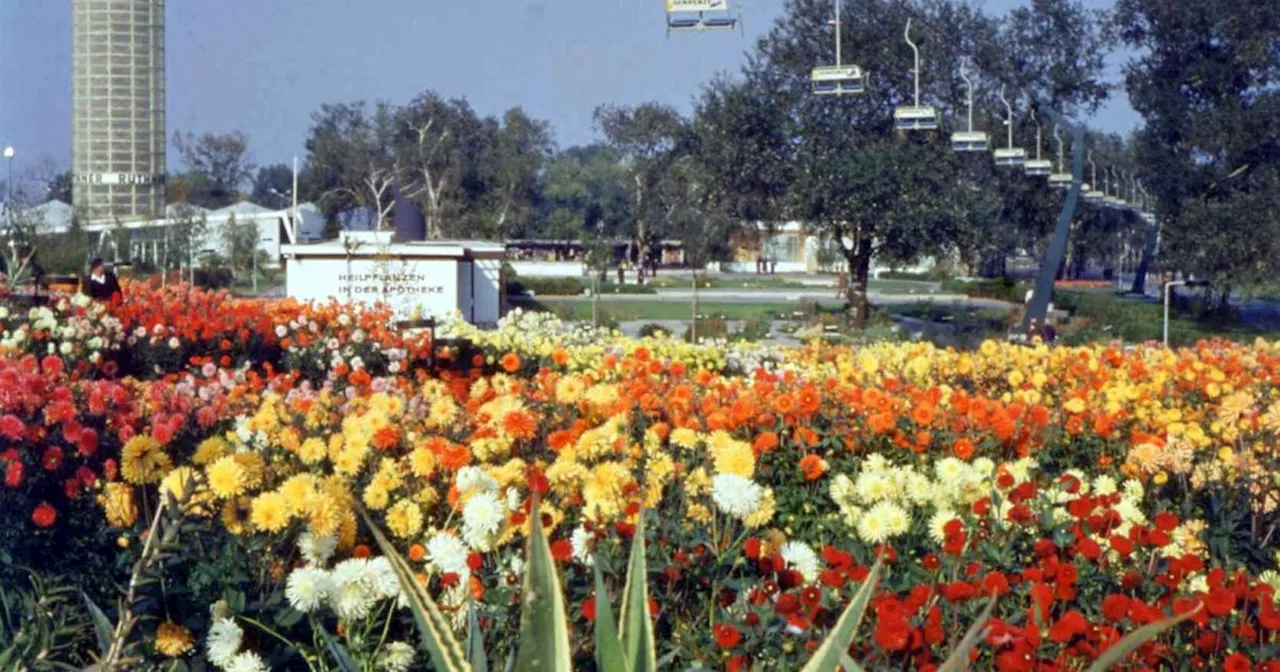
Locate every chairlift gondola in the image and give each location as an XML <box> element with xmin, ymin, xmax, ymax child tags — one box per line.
<box><xmin>951</xmin><ymin>70</ymin><xmax>988</xmax><ymax>151</ymax></box>
<box><xmin>1047</xmin><ymin>125</ymin><xmax>1072</xmax><ymax>188</ymax></box>
<box><xmin>810</xmin><ymin>0</ymin><xmax>865</xmax><ymax>96</ymax></box>
<box><xmin>993</xmin><ymin>86</ymin><xmax>1026</xmax><ymax>166</ymax></box>
<box><xmin>1023</xmin><ymin>110</ymin><xmax>1052</xmax><ymax>177</ymax></box>
<box><xmin>666</xmin><ymin>0</ymin><xmax>740</xmax><ymax>34</ymax></box>
<box><xmin>893</xmin><ymin>19</ymin><xmax>938</xmax><ymax>131</ymax></box>
<box><xmin>1083</xmin><ymin>152</ymin><xmax>1104</xmax><ymax>203</ymax></box>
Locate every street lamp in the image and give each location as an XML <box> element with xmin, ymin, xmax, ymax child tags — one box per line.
<box><xmin>268</xmin><ymin>187</ymin><xmax>292</xmax><ymax>208</ymax></box>
<box><xmin>1163</xmin><ymin>278</ymin><xmax>1210</xmax><ymax>347</ymax></box>
<box><xmin>3</xmin><ymin>146</ymin><xmax>14</xmax><ymax>212</ymax></box>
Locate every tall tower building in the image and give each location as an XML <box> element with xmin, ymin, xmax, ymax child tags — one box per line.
<box><xmin>71</xmin><ymin>0</ymin><xmax>166</xmax><ymax>222</ymax></box>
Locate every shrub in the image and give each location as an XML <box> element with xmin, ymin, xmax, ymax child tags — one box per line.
<box><xmin>637</xmin><ymin>323</ymin><xmax>670</xmax><ymax>339</ymax></box>
<box><xmin>193</xmin><ymin>267</ymin><xmax>235</xmax><ymax>289</ymax></box>
<box><xmin>683</xmin><ymin>316</ymin><xmax>729</xmax><ymax>342</ymax></box>
<box><xmin>508</xmin><ymin>276</ymin><xmax>585</xmax><ymax>297</ymax></box>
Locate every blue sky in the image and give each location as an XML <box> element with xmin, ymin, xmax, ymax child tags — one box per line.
<box><xmin>0</xmin><ymin>0</ymin><xmax>1136</xmax><ymax>178</ymax></box>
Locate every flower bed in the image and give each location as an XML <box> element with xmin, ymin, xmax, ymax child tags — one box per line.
<box><xmin>3</xmin><ymin>285</ymin><xmax>1280</xmax><ymax>670</ymax></box>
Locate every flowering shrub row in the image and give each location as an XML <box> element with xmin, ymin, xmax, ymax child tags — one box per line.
<box><xmin>2</xmin><ymin>285</ymin><xmax>1280</xmax><ymax>670</ymax></box>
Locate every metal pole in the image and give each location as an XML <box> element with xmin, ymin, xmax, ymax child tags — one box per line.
<box><xmin>906</xmin><ymin>19</ymin><xmax>920</xmax><ymax>107</ymax></box>
<box><xmin>292</xmin><ymin>156</ymin><xmax>300</xmax><ymax>242</ymax></box>
<box><xmin>1020</xmin><ymin>105</ymin><xmax>1085</xmax><ymax>336</ymax></box>
<box><xmin>1163</xmin><ymin>280</ymin><xmax>1184</xmax><ymax>347</ymax></box>
<box><xmin>835</xmin><ymin>0</ymin><xmax>841</xmax><ymax>68</ymax></box>
<box><xmin>1000</xmin><ymin>87</ymin><xmax>1013</xmax><ymax>150</ymax></box>
<box><xmin>962</xmin><ymin>71</ymin><xmax>974</xmax><ymax>132</ymax></box>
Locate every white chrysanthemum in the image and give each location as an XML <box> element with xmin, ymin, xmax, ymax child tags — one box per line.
<box><xmin>863</xmin><ymin>453</ymin><xmax>889</xmax><ymax>473</ymax></box>
<box><xmin>971</xmin><ymin>457</ymin><xmax>995</xmax><ymax>478</ymax></box>
<box><xmin>206</xmin><ymin>617</ymin><xmax>243</xmax><ymax>668</ymax></box>
<box><xmin>380</xmin><ymin>641</ymin><xmax>416</xmax><ymax>672</ymax></box>
<box><xmin>426</xmin><ymin>532</ymin><xmax>471</xmax><ymax>579</ymax></box>
<box><xmin>462</xmin><ymin>491</ymin><xmax>506</xmax><ymax>551</ymax></box>
<box><xmin>855</xmin><ymin>470</ymin><xmax>895</xmax><ymax>503</ymax></box>
<box><xmin>329</xmin><ymin>558</ymin><xmax>379</xmax><ymax>621</ymax></box>
<box><xmin>780</xmin><ymin>541</ymin><xmax>820</xmax><ymax>582</ymax></box>
<box><xmin>829</xmin><ymin>473</ymin><xmax>856</xmax><ymax>507</ymax></box>
<box><xmin>1186</xmin><ymin>574</ymin><xmax>1209</xmax><ymax>594</ymax></box>
<box><xmin>1113</xmin><ymin>498</ymin><xmax>1147</xmax><ymax>525</ymax></box>
<box><xmin>880</xmin><ymin>500</ymin><xmax>911</xmax><ymax>537</ymax></box>
<box><xmin>1092</xmin><ymin>475</ymin><xmax>1118</xmax><ymax>496</ymax></box>
<box><xmin>904</xmin><ymin>472</ymin><xmax>933</xmax><ymax>506</ymax></box>
<box><xmin>1122</xmin><ymin>479</ymin><xmax>1145</xmax><ymax>500</ymax></box>
<box><xmin>456</xmin><ymin>466</ymin><xmax>498</xmax><ymax>495</ymax></box>
<box><xmin>505</xmin><ymin>487</ymin><xmax>522</xmax><ymax>511</ymax></box>
<box><xmin>285</xmin><ymin>566</ymin><xmax>331</xmax><ymax>613</ymax></box>
<box><xmin>856</xmin><ymin>503</ymin><xmax>890</xmax><ymax>544</ymax></box>
<box><xmin>934</xmin><ymin>458</ymin><xmax>967</xmax><ymax>487</ymax></box>
<box><xmin>928</xmin><ymin>509</ymin><xmax>959</xmax><ymax>544</ymax></box>
<box><xmin>297</xmin><ymin>532</ymin><xmax>338</xmax><ymax>567</ymax></box>
<box><xmin>839</xmin><ymin>504</ymin><xmax>863</xmax><ymax>528</ymax></box>
<box><xmin>225</xmin><ymin>651</ymin><xmax>268</xmax><ymax>672</ymax></box>
<box><xmin>710</xmin><ymin>474</ymin><xmax>763</xmax><ymax>519</ymax></box>
<box><xmin>571</xmin><ymin>526</ymin><xmax>593</xmax><ymax>563</ymax></box>
<box><xmin>507</xmin><ymin>553</ymin><xmax>525</xmax><ymax>577</ymax></box>
<box><xmin>367</xmin><ymin>556</ymin><xmax>402</xmax><ymax>601</ymax></box>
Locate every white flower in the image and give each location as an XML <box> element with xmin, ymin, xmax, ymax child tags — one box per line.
<box><xmin>426</xmin><ymin>532</ymin><xmax>471</xmax><ymax>579</ymax></box>
<box><xmin>505</xmin><ymin>487</ymin><xmax>522</xmax><ymax>511</ymax></box>
<box><xmin>329</xmin><ymin>558</ymin><xmax>379</xmax><ymax>621</ymax></box>
<box><xmin>781</xmin><ymin>541</ymin><xmax>820</xmax><ymax>582</ymax></box>
<box><xmin>367</xmin><ymin>556</ymin><xmax>402</xmax><ymax>601</ymax></box>
<box><xmin>462</xmin><ymin>492</ymin><xmax>506</xmax><ymax>551</ymax></box>
<box><xmin>224</xmin><ymin>650</ymin><xmax>268</xmax><ymax>672</ymax></box>
<box><xmin>928</xmin><ymin>509</ymin><xmax>959</xmax><ymax>544</ymax></box>
<box><xmin>168</xmin><ymin>336</ymin><xmax>181</xmax><ymax>349</ymax></box>
<box><xmin>297</xmin><ymin>532</ymin><xmax>337</xmax><ymax>566</ymax></box>
<box><xmin>570</xmin><ymin>526</ymin><xmax>594</xmax><ymax>564</ymax></box>
<box><xmin>710</xmin><ymin>474</ymin><xmax>763</xmax><ymax>519</ymax></box>
<box><xmin>275</xmin><ymin>324</ymin><xmax>288</xmax><ymax>338</ymax></box>
<box><xmin>1092</xmin><ymin>474</ymin><xmax>1118</xmax><ymax>496</ymax></box>
<box><xmin>456</xmin><ymin>466</ymin><xmax>498</xmax><ymax>495</ymax></box>
<box><xmin>206</xmin><ymin>617</ymin><xmax>243</xmax><ymax>668</ymax></box>
<box><xmin>285</xmin><ymin>567</ymin><xmax>331</xmax><ymax>613</ymax></box>
<box><xmin>380</xmin><ymin>641</ymin><xmax>416</xmax><ymax>672</ymax></box>
<box><xmin>858</xmin><ymin>501</ymin><xmax>911</xmax><ymax>545</ymax></box>
<box><xmin>855</xmin><ymin>470</ymin><xmax>896</xmax><ymax>503</ymax></box>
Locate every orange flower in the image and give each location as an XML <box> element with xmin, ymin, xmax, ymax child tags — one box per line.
<box><xmin>798</xmin><ymin>454</ymin><xmax>826</xmax><ymax>481</ymax></box>
<box><xmin>408</xmin><ymin>543</ymin><xmax>426</xmax><ymax>561</ymax></box>
<box><xmin>551</xmin><ymin>348</ymin><xmax>569</xmax><ymax>366</ymax></box>
<box><xmin>752</xmin><ymin>431</ymin><xmax>779</xmax><ymax>453</ymax></box>
<box><xmin>952</xmin><ymin>437</ymin><xmax>975</xmax><ymax>461</ymax></box>
<box><xmin>911</xmin><ymin>404</ymin><xmax>935</xmax><ymax>427</ymax></box>
<box><xmin>503</xmin><ymin>410</ymin><xmax>538</xmax><ymax>440</ymax></box>
<box><xmin>372</xmin><ymin>425</ymin><xmax>400</xmax><ymax>451</ymax></box>
<box><xmin>868</xmin><ymin>411</ymin><xmax>896</xmax><ymax>434</ymax></box>
<box><xmin>352</xmin><ymin>544</ymin><xmax>371</xmax><ymax>559</ymax></box>
<box><xmin>500</xmin><ymin>353</ymin><xmax>521</xmax><ymax>373</ymax></box>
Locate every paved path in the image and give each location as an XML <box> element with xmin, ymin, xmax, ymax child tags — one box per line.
<box><xmin>550</xmin><ymin>288</ymin><xmax>1014</xmax><ymax>312</ymax></box>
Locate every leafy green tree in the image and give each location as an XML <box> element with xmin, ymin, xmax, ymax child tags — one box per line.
<box><xmin>1116</xmin><ymin>0</ymin><xmax>1280</xmax><ymax>301</ymax></box>
<box><xmin>172</xmin><ymin>131</ymin><xmax>256</xmax><ymax>209</ymax></box>
<box><xmin>251</xmin><ymin>163</ymin><xmax>296</xmax><ymax>208</ymax></box>
<box><xmin>302</xmin><ymin>101</ymin><xmax>400</xmax><ymax>230</ymax></box>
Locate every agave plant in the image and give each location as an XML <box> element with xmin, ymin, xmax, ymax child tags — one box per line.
<box><xmin>357</xmin><ymin>501</ymin><xmax>1192</xmax><ymax>672</ymax></box>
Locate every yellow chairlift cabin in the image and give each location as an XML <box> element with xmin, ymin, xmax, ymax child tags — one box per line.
<box><xmin>992</xmin><ymin>86</ymin><xmax>1027</xmax><ymax>167</ymax></box>
<box><xmin>810</xmin><ymin>0</ymin><xmax>865</xmax><ymax>96</ymax></box>
<box><xmin>1047</xmin><ymin>125</ymin><xmax>1072</xmax><ymax>189</ymax></box>
<box><xmin>666</xmin><ymin>0</ymin><xmax>741</xmax><ymax>34</ymax></box>
<box><xmin>1023</xmin><ymin>109</ymin><xmax>1053</xmax><ymax>177</ymax></box>
<box><xmin>950</xmin><ymin>70</ymin><xmax>988</xmax><ymax>151</ymax></box>
<box><xmin>892</xmin><ymin>19</ymin><xmax>938</xmax><ymax>131</ymax></box>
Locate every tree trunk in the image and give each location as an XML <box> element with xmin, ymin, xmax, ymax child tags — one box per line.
<box><xmin>844</xmin><ymin>245</ymin><xmax>873</xmax><ymax>327</ymax></box>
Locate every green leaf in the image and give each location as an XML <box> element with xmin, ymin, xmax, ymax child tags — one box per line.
<box><xmin>356</xmin><ymin>505</ymin><xmax>472</xmax><ymax>672</ymax></box>
<box><xmin>617</xmin><ymin>511</ymin><xmax>656</xmax><ymax>672</ymax></box>
<box><xmin>1083</xmin><ymin>604</ymin><xmax>1202</xmax><ymax>672</ymax></box>
<box><xmin>318</xmin><ymin>624</ymin><xmax>360</xmax><ymax>672</ymax></box>
<box><xmin>80</xmin><ymin>591</ymin><xmax>114</xmax><ymax>657</ymax></box>
<box><xmin>591</xmin><ymin>560</ymin><xmax>627</xmax><ymax>672</ymax></box>
<box><xmin>467</xmin><ymin>600</ymin><xmax>489</xmax><ymax>672</ymax></box>
<box><xmin>513</xmin><ymin>494</ymin><xmax>573</xmax><ymax>672</ymax></box>
<box><xmin>839</xmin><ymin>651</ymin><xmax>867</xmax><ymax>672</ymax></box>
<box><xmin>937</xmin><ymin>596</ymin><xmax>997</xmax><ymax>672</ymax></box>
<box><xmin>800</xmin><ymin>557</ymin><xmax>884</xmax><ymax>672</ymax></box>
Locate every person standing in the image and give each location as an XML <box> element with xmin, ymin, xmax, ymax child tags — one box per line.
<box><xmin>84</xmin><ymin>258</ymin><xmax>123</xmax><ymax>302</ymax></box>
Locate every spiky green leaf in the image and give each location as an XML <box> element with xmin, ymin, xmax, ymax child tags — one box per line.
<box><xmin>357</xmin><ymin>505</ymin><xmax>471</xmax><ymax>672</ymax></box>
<box><xmin>617</xmin><ymin>510</ymin><xmax>657</xmax><ymax>672</ymax></box>
<box><xmin>80</xmin><ymin>591</ymin><xmax>113</xmax><ymax>657</ymax></box>
<box><xmin>512</xmin><ymin>495</ymin><xmax>573</xmax><ymax>671</ymax></box>
<box><xmin>591</xmin><ymin>560</ymin><xmax>627</xmax><ymax>672</ymax></box>
<box><xmin>937</xmin><ymin>596</ymin><xmax>997</xmax><ymax>672</ymax></box>
<box><xmin>467</xmin><ymin>600</ymin><xmax>489</xmax><ymax>672</ymax></box>
<box><xmin>1083</xmin><ymin>604</ymin><xmax>1202</xmax><ymax>672</ymax></box>
<box><xmin>801</xmin><ymin>557</ymin><xmax>884</xmax><ymax>672</ymax></box>
<box><xmin>318</xmin><ymin>625</ymin><xmax>360</xmax><ymax>672</ymax></box>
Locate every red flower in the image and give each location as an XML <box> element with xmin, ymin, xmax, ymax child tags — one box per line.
<box><xmin>1048</xmin><ymin>610</ymin><xmax>1087</xmax><ymax>643</ymax></box>
<box><xmin>744</xmin><ymin>537</ymin><xmax>762</xmax><ymax>559</ymax></box>
<box><xmin>1108</xmin><ymin>535</ymin><xmax>1134</xmax><ymax>557</ymax></box>
<box><xmin>713</xmin><ymin>623</ymin><xmax>742</xmax><ymax>649</ymax></box>
<box><xmin>1224</xmin><ymin>653</ymin><xmax>1252</xmax><ymax>672</ymax></box>
<box><xmin>583</xmin><ymin>596</ymin><xmax>596</xmax><ymax>621</ymax></box>
<box><xmin>1102</xmin><ymin>594</ymin><xmax>1130</xmax><ymax>622</ymax></box>
<box><xmin>31</xmin><ymin>503</ymin><xmax>57</xmax><ymax>528</ymax></box>
<box><xmin>41</xmin><ymin>446</ymin><xmax>63</xmax><ymax>472</ymax></box>
<box><xmin>1153</xmin><ymin>512</ymin><xmax>1179</xmax><ymax>532</ymax></box>
<box><xmin>774</xmin><ymin>593</ymin><xmax>801</xmax><ymax>615</ymax></box>
<box><xmin>550</xmin><ymin>540</ymin><xmax>573</xmax><ymax>562</ymax></box>
<box><xmin>1206</xmin><ymin>587</ymin><xmax>1236</xmax><ymax>617</ymax></box>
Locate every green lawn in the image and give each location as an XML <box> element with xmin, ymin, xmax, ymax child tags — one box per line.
<box><xmin>1053</xmin><ymin>290</ymin><xmax>1262</xmax><ymax>346</ymax></box>
<box><xmin>511</xmin><ymin>297</ymin><xmax>846</xmax><ymax>322</ymax></box>
<box><xmin>645</xmin><ymin>276</ymin><xmax>811</xmax><ymax>290</ymax></box>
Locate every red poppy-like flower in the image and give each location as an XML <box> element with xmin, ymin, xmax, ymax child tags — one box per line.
<box><xmin>713</xmin><ymin>623</ymin><xmax>742</xmax><ymax>649</ymax></box>
<box><xmin>582</xmin><ymin>596</ymin><xmax>596</xmax><ymax>621</ymax></box>
<box><xmin>1048</xmin><ymin>610</ymin><xmax>1087</xmax><ymax>643</ymax></box>
<box><xmin>1102</xmin><ymin>594</ymin><xmax>1130</xmax><ymax>622</ymax></box>
<box><xmin>31</xmin><ymin>503</ymin><xmax>57</xmax><ymax>528</ymax></box>
<box><xmin>1206</xmin><ymin>587</ymin><xmax>1236</xmax><ymax>617</ymax></box>
<box><xmin>549</xmin><ymin>540</ymin><xmax>573</xmax><ymax>562</ymax></box>
<box><xmin>1223</xmin><ymin>653</ymin><xmax>1252</xmax><ymax>672</ymax></box>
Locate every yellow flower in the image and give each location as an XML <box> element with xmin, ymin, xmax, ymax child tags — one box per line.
<box><xmin>687</xmin><ymin>502</ymin><xmax>712</xmax><ymax>524</ymax></box>
<box><xmin>154</xmin><ymin>621</ymin><xmax>194</xmax><ymax>657</ymax></box>
<box><xmin>206</xmin><ymin>456</ymin><xmax>247</xmax><ymax>499</ymax></box>
<box><xmin>99</xmin><ymin>482</ymin><xmax>139</xmax><ymax>528</ymax></box>
<box><xmin>408</xmin><ymin>446</ymin><xmax>437</xmax><ymax>479</ymax></box>
<box><xmin>670</xmin><ymin>427</ymin><xmax>701</xmax><ymax>450</ymax></box>
<box><xmin>221</xmin><ymin>496</ymin><xmax>251</xmax><ymax>535</ymax></box>
<box><xmin>160</xmin><ymin>467</ymin><xmax>214</xmax><ymax>516</ymax></box>
<box><xmin>278</xmin><ymin>426</ymin><xmax>301</xmax><ymax>453</ymax></box>
<box><xmin>298</xmin><ymin>437</ymin><xmax>327</xmax><ymax>464</ymax></box>
<box><xmin>743</xmin><ymin>489</ymin><xmax>777</xmax><ymax>528</ymax></box>
<box><xmin>278</xmin><ymin>474</ymin><xmax>319</xmax><ymax>516</ymax></box>
<box><xmin>250</xmin><ymin>491</ymin><xmax>291</xmax><ymax>533</ymax></box>
<box><xmin>363</xmin><ymin>483</ymin><xmax>390</xmax><ymax>510</ymax></box>
<box><xmin>192</xmin><ymin>437</ymin><xmax>230</xmax><ymax>466</ymax></box>
<box><xmin>1063</xmin><ymin>398</ymin><xmax>1087</xmax><ymax>415</ymax></box>
<box><xmin>385</xmin><ymin>499</ymin><xmax>423</xmax><ymax>539</ymax></box>
<box><xmin>120</xmin><ymin>435</ymin><xmax>171</xmax><ymax>485</ymax></box>
<box><xmin>1153</xmin><ymin>472</ymin><xmax>1169</xmax><ymax>485</ymax></box>
<box><xmin>232</xmin><ymin>452</ymin><xmax>266</xmax><ymax>490</ymax></box>
<box><xmin>306</xmin><ymin>495</ymin><xmax>342</xmax><ymax>538</ymax></box>
<box><xmin>713</xmin><ymin>441</ymin><xmax>755</xmax><ymax>478</ymax></box>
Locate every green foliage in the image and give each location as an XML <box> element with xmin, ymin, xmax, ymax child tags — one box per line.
<box><xmin>636</xmin><ymin>323</ymin><xmax>670</xmax><ymax>339</ymax></box>
<box><xmin>514</xmin><ymin>498</ymin><xmax>574</xmax><ymax>671</ymax></box>
<box><xmin>0</xmin><ymin>568</ymin><xmax>96</xmax><ymax>670</ymax></box>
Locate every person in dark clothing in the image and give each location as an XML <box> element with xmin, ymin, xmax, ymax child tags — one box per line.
<box><xmin>84</xmin><ymin>257</ymin><xmax>123</xmax><ymax>302</ymax></box>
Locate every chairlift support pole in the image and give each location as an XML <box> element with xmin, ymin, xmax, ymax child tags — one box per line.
<box><xmin>835</xmin><ymin>0</ymin><xmax>841</xmax><ymax>67</ymax></box>
<box><xmin>1131</xmin><ymin>180</ymin><xmax>1161</xmax><ymax>296</ymax></box>
<box><xmin>907</xmin><ymin>19</ymin><xmax>920</xmax><ymax>108</ymax></box>
<box><xmin>964</xmin><ymin>71</ymin><xmax>974</xmax><ymax>132</ymax></box>
<box><xmin>1020</xmin><ymin>105</ymin><xmax>1086</xmax><ymax>337</ymax></box>
<box><xmin>1003</xmin><ymin>87</ymin><xmax>1013</xmax><ymax>151</ymax></box>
